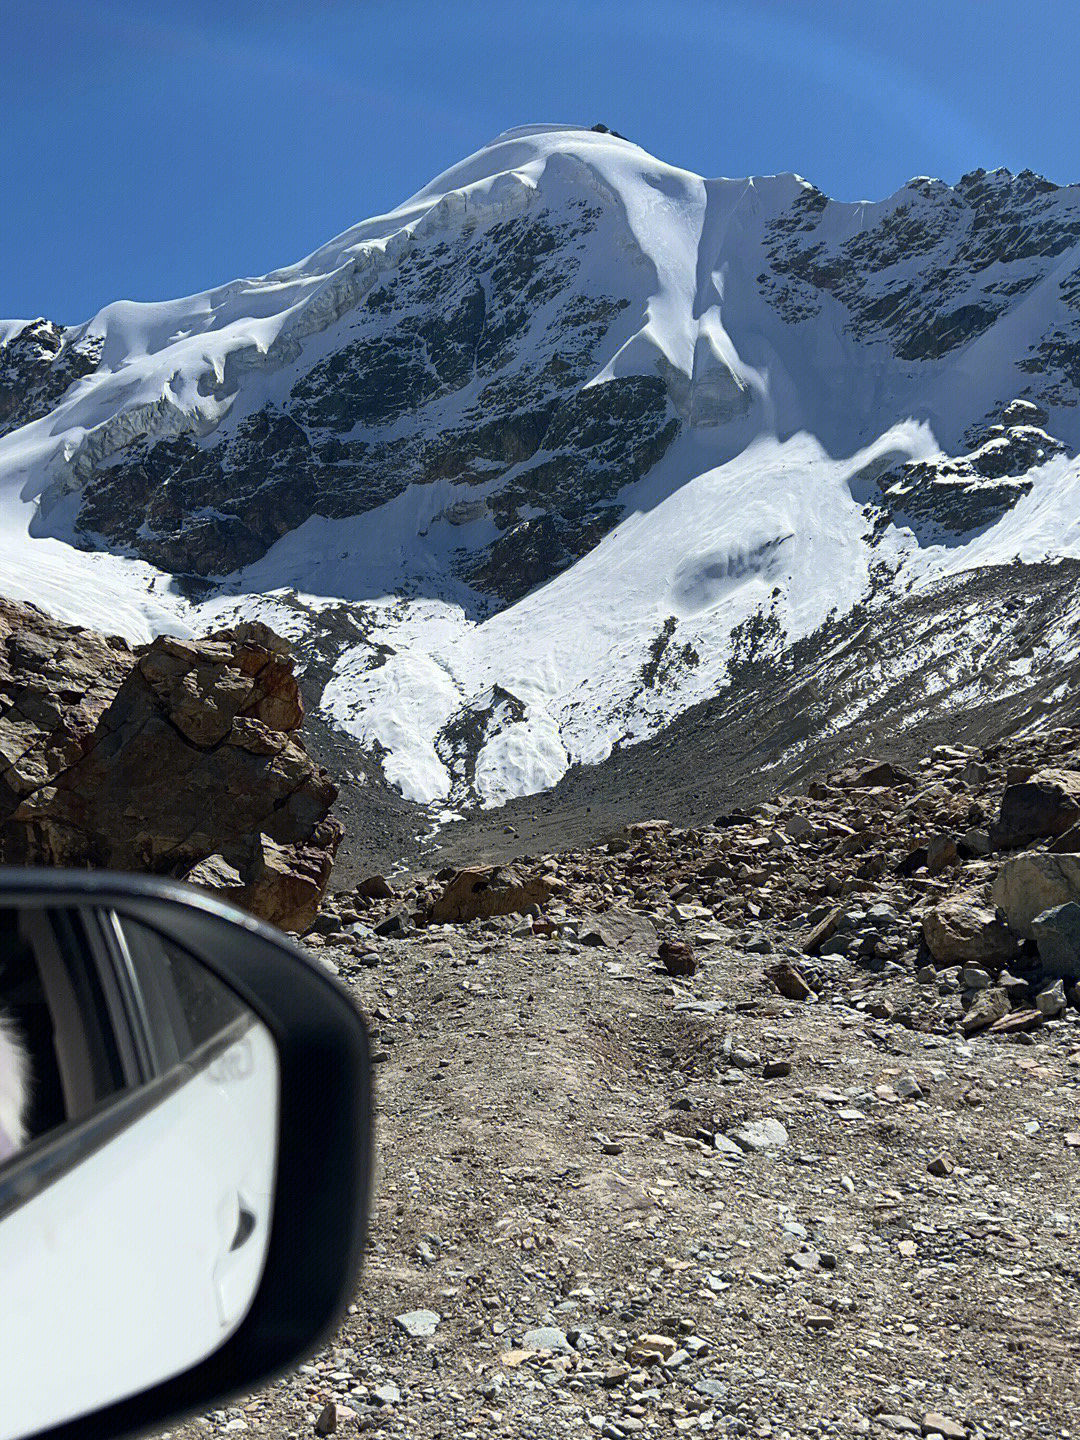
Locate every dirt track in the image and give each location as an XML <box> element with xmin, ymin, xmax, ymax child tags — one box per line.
<box><xmin>171</xmin><ymin>915</ymin><xmax>1080</xmax><ymax>1440</ymax></box>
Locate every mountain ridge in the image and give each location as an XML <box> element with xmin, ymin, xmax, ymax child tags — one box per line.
<box><xmin>3</xmin><ymin>124</ymin><xmax>1080</xmax><ymax>828</ymax></box>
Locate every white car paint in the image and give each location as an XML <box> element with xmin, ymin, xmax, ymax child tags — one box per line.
<box><xmin>0</xmin><ymin>1020</ymin><xmax>278</xmax><ymax>1439</ymax></box>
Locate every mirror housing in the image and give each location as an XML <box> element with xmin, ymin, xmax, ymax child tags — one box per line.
<box><xmin>0</xmin><ymin>869</ymin><xmax>371</xmax><ymax>1440</ymax></box>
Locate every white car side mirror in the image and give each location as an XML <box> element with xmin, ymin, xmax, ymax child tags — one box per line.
<box><xmin>0</xmin><ymin>870</ymin><xmax>371</xmax><ymax>1440</ymax></box>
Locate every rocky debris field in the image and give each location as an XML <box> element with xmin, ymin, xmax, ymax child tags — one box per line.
<box><xmin>167</xmin><ymin>729</ymin><xmax>1080</xmax><ymax>1440</ymax></box>
<box><xmin>318</xmin><ymin>725</ymin><xmax>1080</xmax><ymax>1042</ymax></box>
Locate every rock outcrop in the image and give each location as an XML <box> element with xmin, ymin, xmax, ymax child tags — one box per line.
<box><xmin>868</xmin><ymin>403</ymin><xmax>1069</xmax><ymax>542</ymax></box>
<box><xmin>428</xmin><ymin>864</ymin><xmax>555</xmax><ymax>924</ymax></box>
<box><xmin>0</xmin><ymin>319</ymin><xmax>102</xmax><ymax>439</ymax></box>
<box><xmin>52</xmin><ymin>207</ymin><xmax>678</xmax><ymax>597</ymax></box>
<box><xmin>0</xmin><ymin>600</ymin><xmax>339</xmax><ymax>930</ymax></box>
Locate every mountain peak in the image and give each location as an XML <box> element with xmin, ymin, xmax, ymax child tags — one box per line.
<box><xmin>2</xmin><ymin>130</ymin><xmax>1080</xmax><ymax>814</ymax></box>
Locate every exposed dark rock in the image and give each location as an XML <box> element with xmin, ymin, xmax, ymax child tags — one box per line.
<box><xmin>355</xmin><ymin>874</ymin><xmax>395</xmax><ymax>900</ymax></box>
<box><xmin>866</xmin><ymin>405</ymin><xmax>1069</xmax><ymax>542</ymax></box>
<box><xmin>1030</xmin><ymin>902</ymin><xmax>1080</xmax><ymax>981</ymax></box>
<box><xmin>761</xmin><ymin>167</ymin><xmax>1080</xmax><ymax>372</ymax></box>
<box><xmin>0</xmin><ymin>319</ymin><xmax>102</xmax><ymax>437</ymax></box>
<box><xmin>657</xmin><ymin>939</ymin><xmax>695</xmax><ymax>976</ymax></box>
<box><xmin>992</xmin><ymin>767</ymin><xmax>1080</xmax><ymax>848</ymax></box>
<box><xmin>842</xmin><ymin>761</ymin><xmax>917</xmax><ymax>790</ymax></box>
<box><xmin>63</xmin><ymin>206</ymin><xmax>677</xmax><ymax>599</ymax></box>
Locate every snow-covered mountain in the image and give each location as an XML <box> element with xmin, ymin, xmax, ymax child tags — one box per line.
<box><xmin>4</xmin><ymin>123</ymin><xmax>1080</xmax><ymax>818</ymax></box>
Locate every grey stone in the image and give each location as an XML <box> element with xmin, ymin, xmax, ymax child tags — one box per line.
<box><xmin>999</xmin><ymin>971</ymin><xmax>1031</xmax><ymax>1005</ymax></box>
<box><xmin>523</xmin><ymin>1326</ymin><xmax>573</xmax><ymax>1354</ymax></box>
<box><xmin>820</xmin><ymin>935</ymin><xmax>854</xmax><ymax>958</ymax></box>
<box><xmin>1031</xmin><ymin>902</ymin><xmax>1080</xmax><ymax>980</ymax></box>
<box><xmin>784</xmin><ymin>813</ymin><xmax>816</xmax><ymax>840</ymax></box>
<box><xmin>993</xmin><ymin>854</ymin><xmax>1080</xmax><ymax>938</ymax></box>
<box><xmin>394</xmin><ymin>1309</ymin><xmax>441</xmax><ymax>1338</ymax></box>
<box><xmin>713</xmin><ymin>1134</ymin><xmax>744</xmax><ymax>1158</ymax></box>
<box><xmin>1035</xmin><ymin>979</ymin><xmax>1067</xmax><ymax>1016</ymax></box>
<box><xmin>787</xmin><ymin>1248</ymin><xmax>820</xmax><ymax>1271</ymax></box>
<box><xmin>695</xmin><ymin>1379</ymin><xmax>728</xmax><ymax>1401</ymax></box>
<box><xmin>727</xmin><ymin>1118</ymin><xmax>789</xmax><ymax>1153</ymax></box>
<box><xmin>578</xmin><ymin>906</ymin><xmax>658</xmax><ymax>953</ymax></box>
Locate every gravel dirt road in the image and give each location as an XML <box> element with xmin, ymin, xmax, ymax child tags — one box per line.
<box><xmin>168</xmin><ymin>913</ymin><xmax>1080</xmax><ymax>1440</ymax></box>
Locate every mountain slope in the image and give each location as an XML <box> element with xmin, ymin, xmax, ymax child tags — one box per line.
<box><xmin>3</xmin><ymin>124</ymin><xmax>1080</xmax><ymax>821</ymax></box>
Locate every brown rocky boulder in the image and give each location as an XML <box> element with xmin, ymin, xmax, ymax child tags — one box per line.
<box><xmin>961</xmin><ymin>986</ymin><xmax>1011</xmax><ymax>1035</ymax></box>
<box><xmin>182</xmin><ymin>831</ymin><xmax>341</xmax><ymax>933</ymax></box>
<box><xmin>0</xmin><ymin>597</ymin><xmax>135</xmax><ymax>810</ymax></box>
<box><xmin>428</xmin><ymin>864</ymin><xmax>554</xmax><ymax>923</ymax></box>
<box><xmin>766</xmin><ymin>960</ymin><xmax>814</xmax><ymax>1000</ymax></box>
<box><xmin>355</xmin><ymin>874</ymin><xmax>395</xmax><ymax>900</ymax></box>
<box><xmin>922</xmin><ymin>889</ymin><xmax>1019</xmax><ymax>966</ymax></box>
<box><xmin>992</xmin><ymin>767</ymin><xmax>1080</xmax><ymax>849</ymax></box>
<box><xmin>657</xmin><ymin>939</ymin><xmax>696</xmax><ymax>976</ymax></box>
<box><xmin>839</xmin><ymin>760</ymin><xmax>916</xmax><ymax>790</ymax></box>
<box><xmin>801</xmin><ymin>906</ymin><xmax>842</xmax><ymax>955</ymax></box>
<box><xmin>0</xmin><ymin>602</ymin><xmax>339</xmax><ymax>932</ymax></box>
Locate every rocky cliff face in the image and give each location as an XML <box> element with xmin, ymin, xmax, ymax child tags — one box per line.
<box><xmin>10</xmin><ymin>138</ymin><xmax>1080</xmax><ymax>600</ymax></box>
<box><xmin>19</xmin><ymin>195</ymin><xmax>678</xmax><ymax>601</ymax></box>
<box><xmin>862</xmin><ymin>398</ymin><xmax>1068</xmax><ymax>541</ymax></box>
<box><xmin>0</xmin><ymin>319</ymin><xmax>102</xmax><ymax>439</ymax></box>
<box><xmin>760</xmin><ymin>168</ymin><xmax>1080</xmax><ymax>374</ymax></box>
<box><xmin>0</xmin><ymin>599</ymin><xmax>339</xmax><ymax>929</ymax></box>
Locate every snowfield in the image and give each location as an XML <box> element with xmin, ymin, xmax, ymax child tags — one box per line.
<box><xmin>3</xmin><ymin>124</ymin><xmax>1080</xmax><ymax>809</ymax></box>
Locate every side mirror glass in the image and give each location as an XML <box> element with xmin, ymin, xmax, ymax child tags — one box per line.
<box><xmin>0</xmin><ymin>873</ymin><xmax>370</xmax><ymax>1440</ymax></box>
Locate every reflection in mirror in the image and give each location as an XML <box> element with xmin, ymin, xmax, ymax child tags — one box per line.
<box><xmin>0</xmin><ymin>906</ymin><xmax>279</xmax><ymax>1440</ymax></box>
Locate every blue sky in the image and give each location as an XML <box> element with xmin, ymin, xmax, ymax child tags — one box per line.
<box><xmin>4</xmin><ymin>0</ymin><xmax>1079</xmax><ymax>321</ymax></box>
